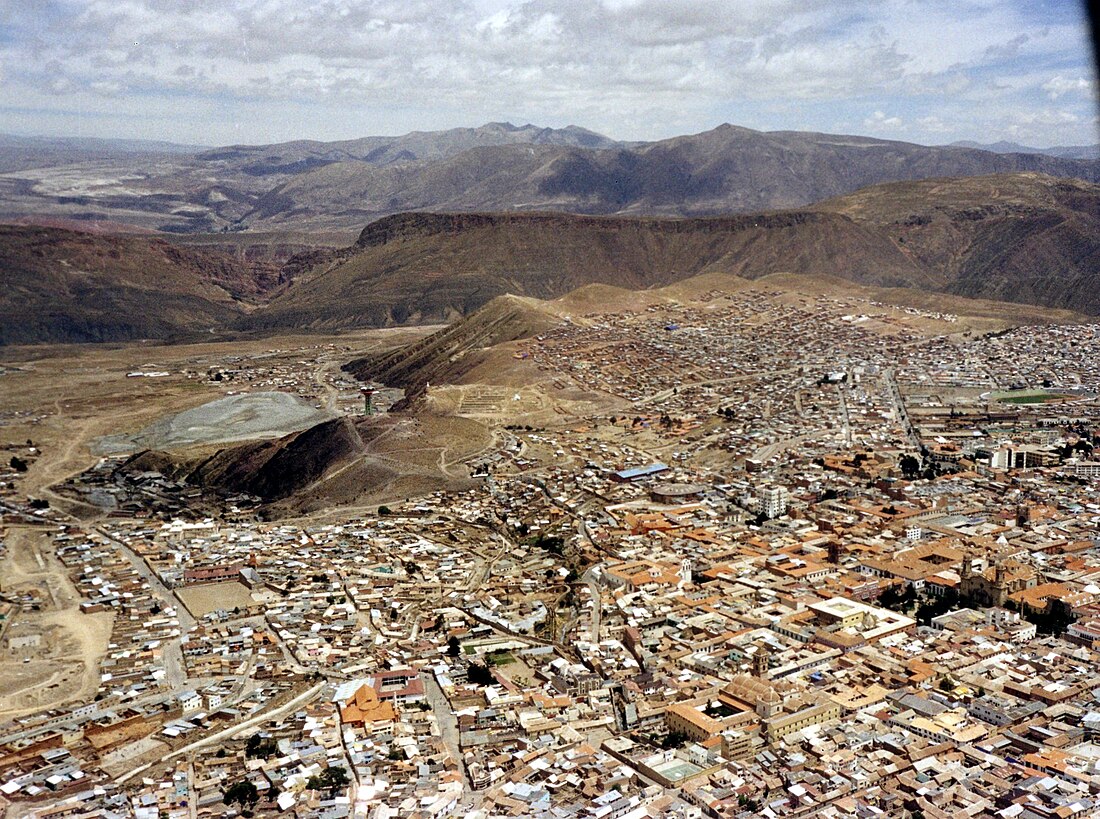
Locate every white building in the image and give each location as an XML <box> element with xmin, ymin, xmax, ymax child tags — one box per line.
<box><xmin>757</xmin><ymin>484</ymin><xmax>788</xmax><ymax>519</ymax></box>
<box><xmin>1071</xmin><ymin>461</ymin><xmax>1100</xmax><ymax>478</ymax></box>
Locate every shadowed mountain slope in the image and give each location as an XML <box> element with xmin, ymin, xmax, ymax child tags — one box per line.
<box><xmin>246</xmin><ymin>173</ymin><xmax>1100</xmax><ymax>330</ymax></box>
<box><xmin>3</xmin><ymin>172</ymin><xmax>1098</xmax><ymax>345</ymax></box>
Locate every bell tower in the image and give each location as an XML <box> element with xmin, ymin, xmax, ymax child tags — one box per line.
<box><xmin>994</xmin><ymin>561</ymin><xmax>1009</xmax><ymax>606</ymax></box>
<box><xmin>753</xmin><ymin>643</ymin><xmax>770</xmax><ymax>678</ymax></box>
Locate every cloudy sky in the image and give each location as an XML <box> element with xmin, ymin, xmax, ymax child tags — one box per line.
<box><xmin>2</xmin><ymin>0</ymin><xmax>1097</xmax><ymax>148</ymax></box>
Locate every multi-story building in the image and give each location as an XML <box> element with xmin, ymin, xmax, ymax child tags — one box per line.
<box><xmin>757</xmin><ymin>484</ymin><xmax>788</xmax><ymax>519</ymax></box>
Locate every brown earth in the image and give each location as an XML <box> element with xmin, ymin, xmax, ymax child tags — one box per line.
<box><xmin>0</xmin><ymin>225</ymin><xmax>276</xmax><ymax>344</ymax></box>
<box><xmin>250</xmin><ymin>173</ymin><xmax>1100</xmax><ymax>332</ymax></box>
<box><xmin>3</xmin><ymin>172</ymin><xmax>1098</xmax><ymax>346</ymax></box>
<box><xmin>247</xmin><ymin>209</ymin><xmax>925</xmax><ymax>331</ymax></box>
<box><xmin>815</xmin><ymin>173</ymin><xmax>1100</xmax><ymax>313</ymax></box>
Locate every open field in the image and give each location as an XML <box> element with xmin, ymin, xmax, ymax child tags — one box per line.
<box><xmin>991</xmin><ymin>389</ymin><xmax>1076</xmax><ymax>404</ymax></box>
<box><xmin>176</xmin><ymin>581</ymin><xmax>258</xmax><ymax>618</ymax></box>
<box><xmin>0</xmin><ymin>527</ymin><xmax>115</xmax><ymax>722</ymax></box>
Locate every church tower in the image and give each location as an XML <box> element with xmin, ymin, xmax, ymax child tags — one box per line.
<box><xmin>752</xmin><ymin>643</ymin><xmax>770</xmax><ymax>678</ymax></box>
<box><xmin>994</xmin><ymin>561</ymin><xmax>1009</xmax><ymax>607</ymax></box>
<box><xmin>678</xmin><ymin>559</ymin><xmax>692</xmax><ymax>589</ymax></box>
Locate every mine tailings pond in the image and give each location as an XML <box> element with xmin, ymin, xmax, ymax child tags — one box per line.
<box><xmin>93</xmin><ymin>391</ymin><xmax>335</xmax><ymax>455</ymax></box>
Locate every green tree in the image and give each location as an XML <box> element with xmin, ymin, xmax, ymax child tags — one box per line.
<box><xmin>223</xmin><ymin>780</ymin><xmax>258</xmax><ymax>809</ymax></box>
<box><xmin>660</xmin><ymin>730</ymin><xmax>688</xmax><ymax>749</ymax></box>
<box><xmin>902</xmin><ymin>583</ymin><xmax>919</xmax><ymax>609</ymax></box>
<box><xmin>307</xmin><ymin>766</ymin><xmax>350</xmax><ymax>797</ymax></box>
<box><xmin>877</xmin><ymin>583</ymin><xmax>905</xmax><ymax>610</ymax></box>
<box><xmin>446</xmin><ymin>635</ymin><xmax>462</xmax><ymax>657</ymax></box>
<box><xmin>245</xmin><ymin>732</ymin><xmax>278</xmax><ymax>759</ymax></box>
<box><xmin>9</xmin><ymin>456</ymin><xmax>28</xmax><ymax>473</ymax></box>
<box><xmin>467</xmin><ymin>662</ymin><xmax>495</xmax><ymax>686</ymax></box>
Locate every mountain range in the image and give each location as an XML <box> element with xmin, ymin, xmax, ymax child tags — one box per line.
<box><xmin>948</xmin><ymin>140</ymin><xmax>1098</xmax><ymax>161</ymax></box>
<box><xmin>1</xmin><ymin>122</ymin><xmax>1097</xmax><ymax>233</ymax></box>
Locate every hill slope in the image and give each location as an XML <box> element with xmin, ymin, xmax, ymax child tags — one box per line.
<box><xmin>817</xmin><ymin>173</ymin><xmax>1100</xmax><ymax>314</ymax></box>
<box><xmin>343</xmin><ymin>293</ymin><xmax>563</xmax><ymax>395</ymax></box>
<box><xmin>949</xmin><ymin>140</ymin><xmax>1099</xmax><ymax>161</ymax></box>
<box><xmin>245</xmin><ymin>173</ymin><xmax>1100</xmax><ymax>329</ymax></box>
<box><xmin>0</xmin><ymin>225</ymin><xmax>266</xmax><ymax>344</ymax></box>
<box><xmin>0</xmin><ymin>123</ymin><xmax>622</xmax><ymax>232</ymax></box>
<box><xmin>2</xmin><ymin>122</ymin><xmax>1095</xmax><ymax>232</ymax></box>
<box><xmin>3</xmin><ymin>172</ymin><xmax>1097</xmax><ymax>345</ymax></box>
<box><xmin>244</xmin><ymin>209</ymin><xmax>923</xmax><ymax>331</ymax></box>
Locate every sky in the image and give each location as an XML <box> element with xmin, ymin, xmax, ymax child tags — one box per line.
<box><xmin>1</xmin><ymin>0</ymin><xmax>1097</xmax><ymax>148</ymax></box>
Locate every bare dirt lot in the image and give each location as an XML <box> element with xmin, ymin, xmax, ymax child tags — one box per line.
<box><xmin>0</xmin><ymin>527</ymin><xmax>115</xmax><ymax>722</ymax></box>
<box><xmin>176</xmin><ymin>581</ymin><xmax>259</xmax><ymax>618</ymax></box>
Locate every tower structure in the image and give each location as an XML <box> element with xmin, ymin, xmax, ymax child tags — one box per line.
<box><xmin>994</xmin><ymin>560</ymin><xmax>1009</xmax><ymax>606</ymax></box>
<box><xmin>960</xmin><ymin>551</ymin><xmax>973</xmax><ymax>579</ymax></box>
<box><xmin>752</xmin><ymin>643</ymin><xmax>770</xmax><ymax>678</ymax></box>
<box><xmin>361</xmin><ymin>387</ymin><xmax>377</xmax><ymax>415</ymax></box>
<box><xmin>678</xmin><ymin>558</ymin><xmax>692</xmax><ymax>589</ymax></box>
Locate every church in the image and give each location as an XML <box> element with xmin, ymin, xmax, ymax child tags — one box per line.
<box><xmin>959</xmin><ymin>554</ymin><xmax>1037</xmax><ymax>607</ymax></box>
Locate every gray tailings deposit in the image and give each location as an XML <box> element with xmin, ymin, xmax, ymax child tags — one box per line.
<box><xmin>94</xmin><ymin>391</ymin><xmax>334</xmax><ymax>454</ymax></box>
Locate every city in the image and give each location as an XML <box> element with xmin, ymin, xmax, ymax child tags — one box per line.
<box><xmin>2</xmin><ymin>281</ymin><xmax>1099</xmax><ymax>818</ymax></box>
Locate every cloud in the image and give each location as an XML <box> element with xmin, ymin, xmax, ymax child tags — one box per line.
<box><xmin>984</xmin><ymin>33</ymin><xmax>1028</xmax><ymax>60</ymax></box>
<box><xmin>1042</xmin><ymin>75</ymin><xmax>1092</xmax><ymax>100</ymax></box>
<box><xmin>916</xmin><ymin>115</ymin><xmax>951</xmax><ymax>134</ymax></box>
<box><xmin>89</xmin><ymin>80</ymin><xmax>122</xmax><ymax>95</ymax></box>
<box><xmin>864</xmin><ymin>110</ymin><xmax>904</xmax><ymax>130</ymax></box>
<box><xmin>0</xmin><ymin>0</ymin><xmax>1095</xmax><ymax>146</ymax></box>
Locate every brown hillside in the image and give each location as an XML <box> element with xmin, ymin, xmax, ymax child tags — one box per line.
<box><xmin>816</xmin><ymin>173</ymin><xmax>1100</xmax><ymax>313</ymax></box>
<box><xmin>186</xmin><ymin>417</ymin><xmax>365</xmax><ymax>501</ymax></box>
<box><xmin>245</xmin><ymin>209</ymin><xmax>923</xmax><ymax>332</ymax></box>
<box><xmin>0</xmin><ymin>225</ymin><xmax>267</xmax><ymax>344</ymax></box>
<box><xmin>119</xmin><ymin>412</ymin><xmax>491</xmax><ymax>513</ymax></box>
<box><xmin>343</xmin><ymin>293</ymin><xmax>562</xmax><ymax>395</ymax></box>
